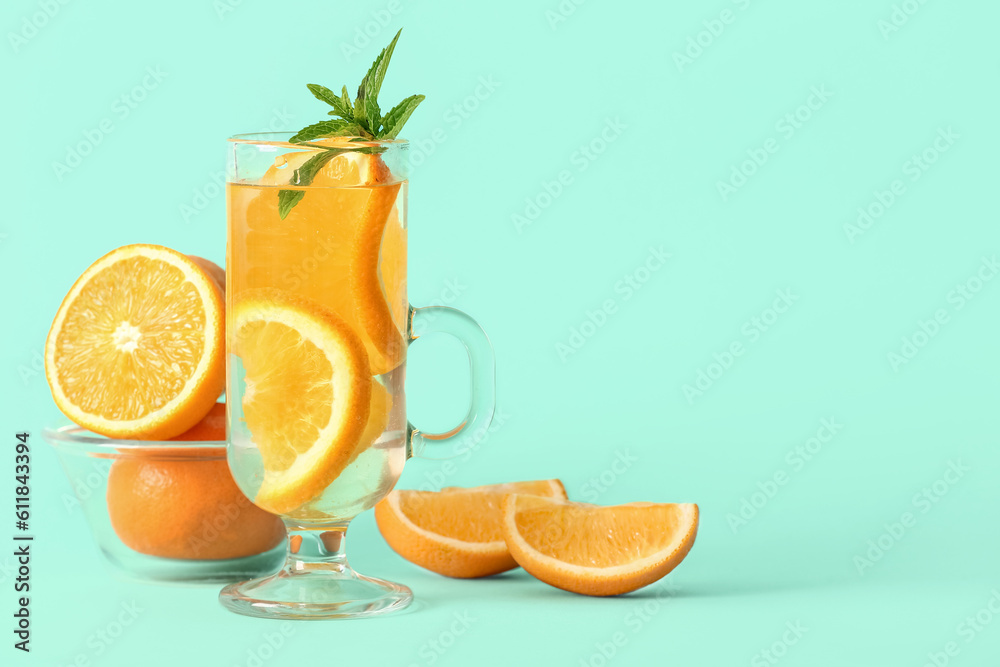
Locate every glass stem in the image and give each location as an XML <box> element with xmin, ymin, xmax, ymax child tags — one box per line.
<box><xmin>282</xmin><ymin>520</ymin><xmax>351</xmax><ymax>575</ymax></box>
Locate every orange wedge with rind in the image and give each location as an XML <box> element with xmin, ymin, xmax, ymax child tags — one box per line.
<box><xmin>374</xmin><ymin>480</ymin><xmax>568</xmax><ymax>578</ymax></box>
<box><xmin>501</xmin><ymin>495</ymin><xmax>699</xmax><ymax>596</ymax></box>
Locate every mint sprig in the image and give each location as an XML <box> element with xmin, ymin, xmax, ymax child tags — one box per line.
<box><xmin>278</xmin><ymin>29</ymin><xmax>424</xmax><ymax>218</ymax></box>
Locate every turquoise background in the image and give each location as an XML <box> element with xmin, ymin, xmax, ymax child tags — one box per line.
<box><xmin>3</xmin><ymin>0</ymin><xmax>999</xmax><ymax>664</ymax></box>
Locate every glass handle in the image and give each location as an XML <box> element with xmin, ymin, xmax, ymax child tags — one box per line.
<box><xmin>407</xmin><ymin>305</ymin><xmax>495</xmax><ymax>459</ymax></box>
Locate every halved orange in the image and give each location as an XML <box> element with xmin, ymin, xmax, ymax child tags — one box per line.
<box><xmin>231</xmin><ymin>289</ymin><xmax>372</xmax><ymax>514</ymax></box>
<box><xmin>374</xmin><ymin>480</ymin><xmax>568</xmax><ymax>578</ymax></box>
<box><xmin>45</xmin><ymin>244</ymin><xmax>225</xmax><ymax>440</ymax></box>
<box><xmin>501</xmin><ymin>495</ymin><xmax>699</xmax><ymax>596</ymax></box>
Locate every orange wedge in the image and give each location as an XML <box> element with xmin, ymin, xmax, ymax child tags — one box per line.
<box><xmin>501</xmin><ymin>496</ymin><xmax>698</xmax><ymax>596</ymax></box>
<box><xmin>374</xmin><ymin>480</ymin><xmax>568</xmax><ymax>578</ymax></box>
<box><xmin>232</xmin><ymin>289</ymin><xmax>371</xmax><ymax>514</ymax></box>
<box><xmin>45</xmin><ymin>244</ymin><xmax>225</xmax><ymax>440</ymax></box>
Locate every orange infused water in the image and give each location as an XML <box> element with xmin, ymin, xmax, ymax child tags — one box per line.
<box><xmin>226</xmin><ymin>145</ymin><xmax>408</xmax><ymax>522</ymax></box>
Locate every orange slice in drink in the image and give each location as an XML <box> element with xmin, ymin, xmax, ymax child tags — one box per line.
<box><xmin>374</xmin><ymin>480</ymin><xmax>568</xmax><ymax>578</ymax></box>
<box><xmin>348</xmin><ymin>180</ymin><xmax>405</xmax><ymax>372</ymax></box>
<box><xmin>501</xmin><ymin>496</ymin><xmax>699</xmax><ymax>596</ymax></box>
<box><xmin>238</xmin><ymin>149</ymin><xmax>405</xmax><ymax>375</ymax></box>
<box><xmin>45</xmin><ymin>244</ymin><xmax>225</xmax><ymax>440</ymax></box>
<box><xmin>289</xmin><ymin>378</ymin><xmax>393</xmax><ymax>521</ymax></box>
<box><xmin>232</xmin><ymin>289</ymin><xmax>372</xmax><ymax>514</ymax></box>
<box><xmin>258</xmin><ymin>145</ymin><xmax>391</xmax><ymax>187</ymax></box>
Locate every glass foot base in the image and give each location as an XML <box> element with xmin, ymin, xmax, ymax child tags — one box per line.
<box><xmin>219</xmin><ymin>568</ymin><xmax>412</xmax><ymax>620</ymax></box>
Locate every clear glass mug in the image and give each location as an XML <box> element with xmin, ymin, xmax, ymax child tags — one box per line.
<box><xmin>220</xmin><ymin>134</ymin><xmax>495</xmax><ymax>619</ymax></box>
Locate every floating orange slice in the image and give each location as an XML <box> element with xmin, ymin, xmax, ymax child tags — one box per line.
<box><xmin>374</xmin><ymin>480</ymin><xmax>568</xmax><ymax>578</ymax></box>
<box><xmin>231</xmin><ymin>289</ymin><xmax>372</xmax><ymax>514</ymax></box>
<box><xmin>287</xmin><ymin>377</ymin><xmax>393</xmax><ymax>522</ymax></box>
<box><xmin>235</xmin><ymin>149</ymin><xmax>405</xmax><ymax>375</ymax></box>
<box><xmin>501</xmin><ymin>496</ymin><xmax>699</xmax><ymax>596</ymax></box>
<box><xmin>257</xmin><ymin>145</ymin><xmax>391</xmax><ymax>188</ymax></box>
<box><xmin>45</xmin><ymin>244</ymin><xmax>225</xmax><ymax>440</ymax></box>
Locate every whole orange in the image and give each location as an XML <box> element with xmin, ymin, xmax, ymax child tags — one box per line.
<box><xmin>106</xmin><ymin>452</ymin><xmax>284</xmax><ymax>560</ymax></box>
<box><xmin>171</xmin><ymin>402</ymin><xmax>226</xmax><ymax>442</ymax></box>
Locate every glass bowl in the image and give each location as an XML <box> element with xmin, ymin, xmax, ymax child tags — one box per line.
<box><xmin>44</xmin><ymin>425</ymin><xmax>285</xmax><ymax>584</ymax></box>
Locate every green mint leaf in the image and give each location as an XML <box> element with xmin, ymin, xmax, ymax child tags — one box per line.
<box><xmin>290</xmin><ymin>150</ymin><xmax>339</xmax><ymax>186</ymax></box>
<box><xmin>366</xmin><ymin>97</ymin><xmax>381</xmax><ymax>137</ymax></box>
<box><xmin>352</xmin><ymin>97</ymin><xmax>377</xmax><ymax>138</ymax></box>
<box><xmin>287</xmin><ymin>27</ymin><xmax>422</xmax><ymax>170</ymax></box>
<box><xmin>277</xmin><ymin>190</ymin><xmax>305</xmax><ymax>220</ymax></box>
<box><xmin>355</xmin><ymin>28</ymin><xmax>401</xmax><ymax>130</ymax></box>
<box><xmin>276</xmin><ymin>149</ymin><xmax>341</xmax><ymax>218</ymax></box>
<box><xmin>307</xmin><ymin>84</ymin><xmax>339</xmax><ymax>108</ymax></box>
<box><xmin>308</xmin><ymin>84</ymin><xmax>353</xmax><ymax>119</ymax></box>
<box><xmin>358</xmin><ymin>28</ymin><xmax>401</xmax><ymax>103</ymax></box>
<box><xmin>289</xmin><ymin>119</ymin><xmax>351</xmax><ymax>144</ymax></box>
<box><xmin>381</xmin><ymin>94</ymin><xmax>424</xmax><ymax>139</ymax></box>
